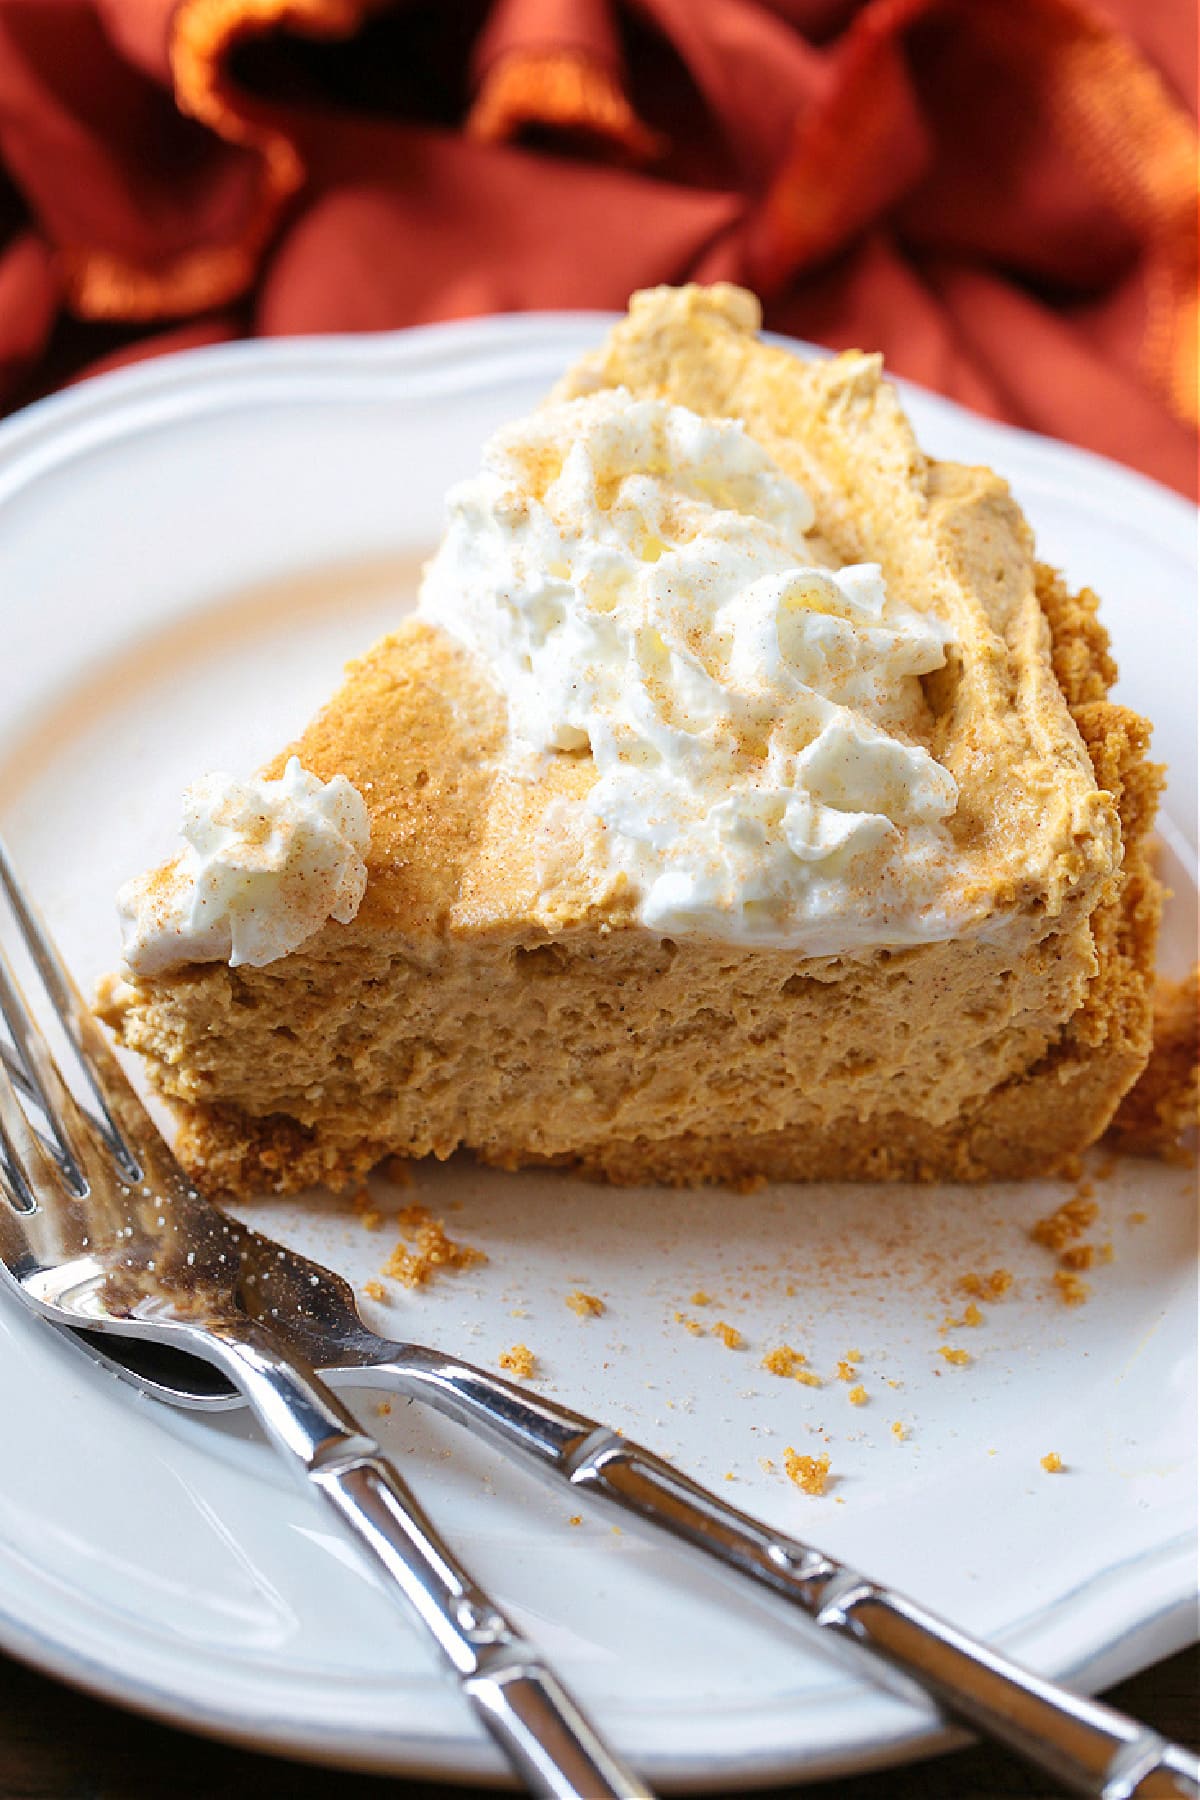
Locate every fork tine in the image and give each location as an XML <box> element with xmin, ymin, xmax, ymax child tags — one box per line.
<box><xmin>1</xmin><ymin>1040</ymin><xmax>36</xmax><ymax>1107</ymax></box>
<box><xmin>0</xmin><ymin>1038</ymin><xmax>62</xmax><ymax>1216</ymax></box>
<box><xmin>0</xmin><ymin>938</ymin><xmax>88</xmax><ymax>1197</ymax></box>
<box><xmin>0</xmin><ymin>834</ymin><xmax>142</xmax><ymax>1184</ymax></box>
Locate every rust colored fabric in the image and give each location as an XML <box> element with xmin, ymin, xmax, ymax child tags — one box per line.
<box><xmin>0</xmin><ymin>0</ymin><xmax>1194</xmax><ymax>494</ymax></box>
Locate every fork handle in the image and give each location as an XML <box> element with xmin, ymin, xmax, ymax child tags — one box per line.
<box><xmin>382</xmin><ymin>1351</ymin><xmax>1198</xmax><ymax>1799</ymax></box>
<box><xmin>205</xmin><ymin>1323</ymin><xmax>651</xmax><ymax>1800</ymax></box>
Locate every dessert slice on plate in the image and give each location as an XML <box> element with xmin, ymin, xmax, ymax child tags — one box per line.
<box><xmin>101</xmin><ymin>285</ymin><xmax>1163</xmax><ymax>1198</ymax></box>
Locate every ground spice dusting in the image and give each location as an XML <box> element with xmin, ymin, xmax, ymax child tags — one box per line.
<box><xmin>848</xmin><ymin>1384</ymin><xmax>867</xmax><ymax>1406</ymax></box>
<box><xmin>499</xmin><ymin>1344</ymin><xmax>535</xmax><ymax>1378</ymax></box>
<box><xmin>381</xmin><ymin>1204</ymin><xmax>488</xmax><ymax>1288</ymax></box>
<box><xmin>566</xmin><ymin>1290</ymin><xmax>605</xmax><ymax>1317</ymax></box>
<box><xmin>1052</xmin><ymin>1270</ymin><xmax>1091</xmax><ymax>1306</ymax></box>
<box><xmin>714</xmin><ymin>1321</ymin><xmax>743</xmax><ymax>1349</ymax></box>
<box><xmin>1031</xmin><ymin>1196</ymin><xmax>1099</xmax><ymax>1251</ymax></box>
<box><xmin>1041</xmin><ymin>1452</ymin><xmax>1065</xmax><ymax>1473</ymax></box>
<box><xmin>784</xmin><ymin>1448</ymin><xmax>831</xmax><ymax>1496</ymax></box>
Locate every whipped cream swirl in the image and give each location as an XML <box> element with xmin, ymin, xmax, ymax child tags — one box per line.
<box><xmin>119</xmin><ymin>758</ymin><xmax>370</xmax><ymax>974</ymax></box>
<box><xmin>424</xmin><ymin>387</ymin><xmax>961</xmax><ymax>948</ymax></box>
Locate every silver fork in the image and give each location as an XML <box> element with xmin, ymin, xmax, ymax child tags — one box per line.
<box><xmin>3</xmin><ymin>844</ymin><xmax>1198</xmax><ymax>1800</ymax></box>
<box><xmin>0</xmin><ymin>834</ymin><xmax>652</xmax><ymax>1800</ymax></box>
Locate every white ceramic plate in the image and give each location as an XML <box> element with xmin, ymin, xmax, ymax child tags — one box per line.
<box><xmin>0</xmin><ymin>318</ymin><xmax>1195</xmax><ymax>1791</ymax></box>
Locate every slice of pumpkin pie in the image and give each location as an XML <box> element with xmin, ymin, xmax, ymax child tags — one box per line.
<box><xmin>101</xmin><ymin>284</ymin><xmax>1162</xmax><ymax>1198</ymax></box>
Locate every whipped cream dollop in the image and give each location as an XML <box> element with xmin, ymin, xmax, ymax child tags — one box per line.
<box><xmin>119</xmin><ymin>758</ymin><xmax>370</xmax><ymax>975</ymax></box>
<box><xmin>420</xmin><ymin>388</ymin><xmax>962</xmax><ymax>950</ymax></box>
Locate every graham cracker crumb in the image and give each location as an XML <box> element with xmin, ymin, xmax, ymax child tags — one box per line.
<box><xmin>1052</xmin><ymin>1270</ymin><xmax>1090</xmax><ymax>1306</ymax></box>
<box><xmin>848</xmin><ymin>1384</ymin><xmax>867</xmax><ymax>1406</ymax></box>
<box><xmin>758</xmin><ymin>1456</ymin><xmax>776</xmax><ymax>1474</ymax></box>
<box><xmin>835</xmin><ymin>1360</ymin><xmax>858</xmax><ymax>1382</ymax></box>
<box><xmin>1107</xmin><ymin>969</ymin><xmax>1199</xmax><ymax>1159</ymax></box>
<box><xmin>763</xmin><ymin>1344</ymin><xmax>822</xmax><ymax>1386</ymax></box>
<box><xmin>568</xmin><ymin>1514</ymin><xmax>582</xmax><ymax>1526</ymax></box>
<box><xmin>958</xmin><ymin>1269</ymin><xmax>1013</xmax><ymax>1300</ymax></box>
<box><xmin>1031</xmin><ymin>1196</ymin><xmax>1098</xmax><ymax>1252</ymax></box>
<box><xmin>381</xmin><ymin>1204</ymin><xmax>487</xmax><ymax>1288</ymax></box>
<box><xmin>1060</xmin><ymin>1243</ymin><xmax>1096</xmax><ymax>1271</ymax></box>
<box><xmin>350</xmin><ymin>1187</ymin><xmax>383</xmax><ymax>1230</ymax></box>
<box><xmin>362</xmin><ymin>1280</ymin><xmax>386</xmax><ymax>1302</ymax></box>
<box><xmin>499</xmin><ymin>1343</ymin><xmax>536</xmax><ymax>1378</ymax></box>
<box><xmin>714</xmin><ymin>1321</ymin><xmax>743</xmax><ymax>1349</ymax></box>
<box><xmin>566</xmin><ymin>1289</ymin><xmax>605</xmax><ymax>1318</ymax></box>
<box><xmin>690</xmin><ymin>1289</ymin><xmax>712</xmax><ymax>1306</ymax></box>
<box><xmin>673</xmin><ymin>1311</ymin><xmax>704</xmax><ymax>1336</ymax></box>
<box><xmin>939</xmin><ymin>1345</ymin><xmax>971</xmax><ymax>1366</ymax></box>
<box><xmin>891</xmin><ymin>1420</ymin><xmax>907</xmax><ymax>1441</ymax></box>
<box><xmin>376</xmin><ymin>1399</ymin><xmax>391</xmax><ymax>1417</ymax></box>
<box><xmin>783</xmin><ymin>1448</ymin><xmax>831</xmax><ymax>1496</ymax></box>
<box><xmin>1041</xmin><ymin>1452</ymin><xmax>1065</xmax><ymax>1474</ymax></box>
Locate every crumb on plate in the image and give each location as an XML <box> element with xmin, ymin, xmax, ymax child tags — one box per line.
<box><xmin>1052</xmin><ymin>1269</ymin><xmax>1090</xmax><ymax>1306</ymax></box>
<box><xmin>1031</xmin><ymin>1196</ymin><xmax>1099</xmax><ymax>1252</ymax></box>
<box><xmin>499</xmin><ymin>1343</ymin><xmax>536</xmax><ymax>1378</ymax></box>
<box><xmin>958</xmin><ymin>1268</ymin><xmax>1013</xmax><ymax>1300</ymax></box>
<box><xmin>783</xmin><ymin>1448</ymin><xmax>831</xmax><ymax>1496</ymax></box>
<box><xmin>381</xmin><ymin>1205</ymin><xmax>487</xmax><ymax>1288</ymax></box>
<box><xmin>566</xmin><ymin>1289</ymin><xmax>605</xmax><ymax>1318</ymax></box>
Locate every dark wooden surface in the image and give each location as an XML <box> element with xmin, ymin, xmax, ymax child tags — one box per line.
<box><xmin>1</xmin><ymin>1642</ymin><xmax>1194</xmax><ymax>1799</ymax></box>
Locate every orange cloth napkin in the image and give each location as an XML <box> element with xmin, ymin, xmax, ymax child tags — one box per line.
<box><xmin>0</xmin><ymin>0</ymin><xmax>1194</xmax><ymax>495</ymax></box>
